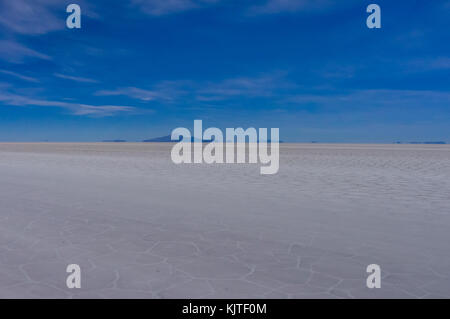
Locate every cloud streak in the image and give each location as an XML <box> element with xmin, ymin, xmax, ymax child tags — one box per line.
<box><xmin>54</xmin><ymin>73</ymin><xmax>99</xmax><ymax>83</ymax></box>
<box><xmin>284</xmin><ymin>89</ymin><xmax>450</xmax><ymax>117</ymax></box>
<box><xmin>96</xmin><ymin>87</ymin><xmax>163</xmax><ymax>101</ymax></box>
<box><xmin>405</xmin><ymin>57</ymin><xmax>450</xmax><ymax>72</ymax></box>
<box><xmin>95</xmin><ymin>81</ymin><xmax>188</xmax><ymax>102</ymax></box>
<box><xmin>0</xmin><ymin>0</ymin><xmax>62</xmax><ymax>35</ymax></box>
<box><xmin>248</xmin><ymin>0</ymin><xmax>334</xmax><ymax>15</ymax></box>
<box><xmin>0</xmin><ymin>89</ymin><xmax>135</xmax><ymax>116</ymax></box>
<box><xmin>197</xmin><ymin>73</ymin><xmax>294</xmax><ymax>100</ymax></box>
<box><xmin>0</xmin><ymin>70</ymin><xmax>40</xmax><ymax>83</ymax></box>
<box><xmin>0</xmin><ymin>40</ymin><xmax>51</xmax><ymax>63</ymax></box>
<box><xmin>131</xmin><ymin>0</ymin><xmax>218</xmax><ymax>16</ymax></box>
<box><xmin>131</xmin><ymin>0</ymin><xmax>343</xmax><ymax>16</ymax></box>
<box><xmin>95</xmin><ymin>73</ymin><xmax>293</xmax><ymax>104</ymax></box>
<box><xmin>0</xmin><ymin>0</ymin><xmax>99</xmax><ymax>35</ymax></box>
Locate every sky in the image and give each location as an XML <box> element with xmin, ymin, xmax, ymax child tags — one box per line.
<box><xmin>0</xmin><ymin>0</ymin><xmax>449</xmax><ymax>142</ymax></box>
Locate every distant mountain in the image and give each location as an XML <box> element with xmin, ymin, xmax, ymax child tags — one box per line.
<box><xmin>142</xmin><ymin>135</ymin><xmax>173</xmax><ymax>142</ymax></box>
<box><xmin>103</xmin><ymin>139</ymin><xmax>126</xmax><ymax>142</ymax></box>
<box><xmin>395</xmin><ymin>141</ymin><xmax>446</xmax><ymax>144</ymax></box>
<box><xmin>142</xmin><ymin>135</ymin><xmax>214</xmax><ymax>143</ymax></box>
<box><xmin>143</xmin><ymin>135</ymin><xmax>282</xmax><ymax>143</ymax></box>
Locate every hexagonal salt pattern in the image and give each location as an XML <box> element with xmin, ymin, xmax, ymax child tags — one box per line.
<box><xmin>0</xmin><ymin>143</ymin><xmax>449</xmax><ymax>298</ymax></box>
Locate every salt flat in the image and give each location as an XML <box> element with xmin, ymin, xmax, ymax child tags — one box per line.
<box><xmin>0</xmin><ymin>143</ymin><xmax>449</xmax><ymax>299</ymax></box>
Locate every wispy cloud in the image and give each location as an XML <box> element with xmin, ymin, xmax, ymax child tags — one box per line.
<box><xmin>54</xmin><ymin>73</ymin><xmax>99</xmax><ymax>83</ymax></box>
<box><xmin>96</xmin><ymin>87</ymin><xmax>162</xmax><ymax>101</ymax></box>
<box><xmin>132</xmin><ymin>0</ymin><xmax>344</xmax><ymax>16</ymax></box>
<box><xmin>91</xmin><ymin>74</ymin><xmax>450</xmax><ymax>120</ymax></box>
<box><xmin>131</xmin><ymin>0</ymin><xmax>218</xmax><ymax>16</ymax></box>
<box><xmin>0</xmin><ymin>0</ymin><xmax>99</xmax><ymax>35</ymax></box>
<box><xmin>247</xmin><ymin>0</ymin><xmax>338</xmax><ymax>15</ymax></box>
<box><xmin>95</xmin><ymin>81</ymin><xmax>188</xmax><ymax>102</ymax></box>
<box><xmin>0</xmin><ymin>89</ymin><xmax>135</xmax><ymax>116</ymax></box>
<box><xmin>0</xmin><ymin>40</ymin><xmax>51</xmax><ymax>63</ymax></box>
<box><xmin>250</xmin><ymin>0</ymin><xmax>329</xmax><ymax>14</ymax></box>
<box><xmin>96</xmin><ymin>73</ymin><xmax>293</xmax><ymax>104</ymax></box>
<box><xmin>284</xmin><ymin>89</ymin><xmax>450</xmax><ymax>114</ymax></box>
<box><xmin>405</xmin><ymin>57</ymin><xmax>450</xmax><ymax>72</ymax></box>
<box><xmin>197</xmin><ymin>72</ymin><xmax>294</xmax><ymax>100</ymax></box>
<box><xmin>0</xmin><ymin>70</ymin><xmax>40</xmax><ymax>83</ymax></box>
<box><xmin>0</xmin><ymin>0</ymin><xmax>62</xmax><ymax>35</ymax></box>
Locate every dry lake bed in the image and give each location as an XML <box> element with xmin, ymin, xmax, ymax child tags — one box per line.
<box><xmin>0</xmin><ymin>143</ymin><xmax>449</xmax><ymax>298</ymax></box>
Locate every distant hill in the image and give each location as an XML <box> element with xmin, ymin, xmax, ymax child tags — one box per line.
<box><xmin>143</xmin><ymin>135</ymin><xmax>214</xmax><ymax>143</ymax></box>
<box><xmin>395</xmin><ymin>141</ymin><xmax>446</xmax><ymax>144</ymax></box>
<box><xmin>143</xmin><ymin>135</ymin><xmax>282</xmax><ymax>143</ymax></box>
<box><xmin>142</xmin><ymin>135</ymin><xmax>173</xmax><ymax>142</ymax></box>
<box><xmin>103</xmin><ymin>139</ymin><xmax>127</xmax><ymax>143</ymax></box>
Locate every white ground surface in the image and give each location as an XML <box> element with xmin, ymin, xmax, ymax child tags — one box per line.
<box><xmin>0</xmin><ymin>143</ymin><xmax>449</xmax><ymax>299</ymax></box>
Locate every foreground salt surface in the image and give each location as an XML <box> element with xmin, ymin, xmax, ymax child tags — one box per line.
<box><xmin>0</xmin><ymin>143</ymin><xmax>449</xmax><ymax>299</ymax></box>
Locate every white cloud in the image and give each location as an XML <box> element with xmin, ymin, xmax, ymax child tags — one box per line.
<box><xmin>96</xmin><ymin>81</ymin><xmax>187</xmax><ymax>102</ymax></box>
<box><xmin>95</xmin><ymin>73</ymin><xmax>293</xmax><ymax>103</ymax></box>
<box><xmin>406</xmin><ymin>57</ymin><xmax>450</xmax><ymax>71</ymax></box>
<box><xmin>248</xmin><ymin>0</ymin><xmax>334</xmax><ymax>15</ymax></box>
<box><xmin>132</xmin><ymin>0</ymin><xmax>339</xmax><ymax>16</ymax></box>
<box><xmin>0</xmin><ymin>89</ymin><xmax>135</xmax><ymax>116</ymax></box>
<box><xmin>0</xmin><ymin>0</ymin><xmax>98</xmax><ymax>35</ymax></box>
<box><xmin>131</xmin><ymin>0</ymin><xmax>218</xmax><ymax>15</ymax></box>
<box><xmin>96</xmin><ymin>87</ymin><xmax>161</xmax><ymax>101</ymax></box>
<box><xmin>0</xmin><ymin>40</ymin><xmax>51</xmax><ymax>63</ymax></box>
<box><xmin>197</xmin><ymin>72</ymin><xmax>294</xmax><ymax>100</ymax></box>
<box><xmin>0</xmin><ymin>70</ymin><xmax>39</xmax><ymax>83</ymax></box>
<box><xmin>54</xmin><ymin>73</ymin><xmax>99</xmax><ymax>83</ymax></box>
<box><xmin>0</xmin><ymin>0</ymin><xmax>63</xmax><ymax>35</ymax></box>
<box><xmin>284</xmin><ymin>89</ymin><xmax>450</xmax><ymax>113</ymax></box>
<box><xmin>133</xmin><ymin>0</ymin><xmax>193</xmax><ymax>15</ymax></box>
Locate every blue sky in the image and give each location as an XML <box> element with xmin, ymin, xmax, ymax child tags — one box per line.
<box><xmin>0</xmin><ymin>0</ymin><xmax>449</xmax><ymax>142</ymax></box>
